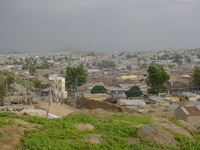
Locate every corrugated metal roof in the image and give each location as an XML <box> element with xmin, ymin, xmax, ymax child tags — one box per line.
<box><xmin>49</xmin><ymin>77</ymin><xmax>63</xmax><ymax>81</ymax></box>
<box><xmin>169</xmin><ymin>103</ymin><xmax>180</xmax><ymax>108</ymax></box>
<box><xmin>149</xmin><ymin>95</ymin><xmax>164</xmax><ymax>102</ymax></box>
<box><xmin>197</xmin><ymin>104</ymin><xmax>200</xmax><ymax>110</ymax></box>
<box><xmin>182</xmin><ymin>106</ymin><xmax>200</xmax><ymax>115</ymax></box>
<box><xmin>118</xmin><ymin>99</ymin><xmax>146</xmax><ymax>106</ymax></box>
<box><xmin>181</xmin><ymin>107</ymin><xmax>189</xmax><ymax>115</ymax></box>
<box><xmin>184</xmin><ymin>101</ymin><xmax>200</xmax><ymax>106</ymax></box>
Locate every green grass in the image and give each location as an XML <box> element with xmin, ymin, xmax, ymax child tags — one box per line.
<box><xmin>18</xmin><ymin>123</ymin><xmax>28</xmax><ymax>128</ymax></box>
<box><xmin>0</xmin><ymin>111</ymin><xmax>200</xmax><ymax>149</ymax></box>
<box><xmin>0</xmin><ymin>132</ymin><xmax>3</xmax><ymax>137</ymax></box>
<box><xmin>19</xmin><ymin>112</ymin><xmax>175</xmax><ymax>150</ymax></box>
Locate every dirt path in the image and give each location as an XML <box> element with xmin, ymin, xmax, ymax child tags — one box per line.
<box><xmin>33</xmin><ymin>101</ymin><xmax>79</xmax><ymax>117</ymax></box>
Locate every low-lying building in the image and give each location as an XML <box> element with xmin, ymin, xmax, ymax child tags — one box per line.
<box><xmin>175</xmin><ymin>105</ymin><xmax>200</xmax><ymax>127</ymax></box>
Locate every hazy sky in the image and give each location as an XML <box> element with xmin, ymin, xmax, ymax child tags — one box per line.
<box><xmin>0</xmin><ymin>0</ymin><xmax>200</xmax><ymax>52</ymax></box>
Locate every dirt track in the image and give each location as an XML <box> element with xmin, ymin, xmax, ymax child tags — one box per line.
<box><xmin>33</xmin><ymin>101</ymin><xmax>79</xmax><ymax>117</ymax></box>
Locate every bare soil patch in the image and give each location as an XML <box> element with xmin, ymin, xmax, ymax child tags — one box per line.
<box><xmin>83</xmin><ymin>108</ymin><xmax>114</xmax><ymax>117</ymax></box>
<box><xmin>74</xmin><ymin>123</ymin><xmax>95</xmax><ymax>130</ymax></box>
<box><xmin>0</xmin><ymin>118</ymin><xmax>40</xmax><ymax>150</ymax></box>
<box><xmin>33</xmin><ymin>100</ymin><xmax>79</xmax><ymax>117</ymax></box>
<box><xmin>84</xmin><ymin>133</ymin><xmax>103</xmax><ymax>143</ymax></box>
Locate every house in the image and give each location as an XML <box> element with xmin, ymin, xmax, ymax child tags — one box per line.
<box><xmin>184</xmin><ymin>100</ymin><xmax>200</xmax><ymax>106</ymax></box>
<box><xmin>148</xmin><ymin>95</ymin><xmax>170</xmax><ymax>105</ymax></box>
<box><xmin>117</xmin><ymin>99</ymin><xmax>146</xmax><ymax>106</ymax></box>
<box><xmin>120</xmin><ymin>75</ymin><xmax>137</xmax><ymax>80</ymax></box>
<box><xmin>169</xmin><ymin>103</ymin><xmax>180</xmax><ymax>108</ymax></box>
<box><xmin>175</xmin><ymin>105</ymin><xmax>200</xmax><ymax>126</ymax></box>
<box><xmin>48</xmin><ymin>75</ymin><xmax>66</xmax><ymax>99</ymax></box>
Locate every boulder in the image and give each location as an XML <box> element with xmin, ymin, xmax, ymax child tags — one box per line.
<box><xmin>151</xmin><ymin>118</ymin><xmax>193</xmax><ymax>138</ymax></box>
<box><xmin>1</xmin><ymin>108</ymin><xmax>6</xmax><ymax>111</ymax></box>
<box><xmin>74</xmin><ymin>123</ymin><xmax>95</xmax><ymax>130</ymax></box>
<box><xmin>137</xmin><ymin>124</ymin><xmax>176</xmax><ymax>146</ymax></box>
<box><xmin>7</xmin><ymin>107</ymin><xmax>13</xmax><ymax>111</ymax></box>
<box><xmin>178</xmin><ymin>120</ymin><xmax>197</xmax><ymax>132</ymax></box>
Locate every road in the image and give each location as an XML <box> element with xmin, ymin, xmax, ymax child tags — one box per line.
<box><xmin>33</xmin><ymin>100</ymin><xmax>79</xmax><ymax>117</ymax></box>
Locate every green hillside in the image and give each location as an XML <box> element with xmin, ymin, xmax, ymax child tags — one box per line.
<box><xmin>0</xmin><ymin>111</ymin><xmax>200</xmax><ymax>150</ymax></box>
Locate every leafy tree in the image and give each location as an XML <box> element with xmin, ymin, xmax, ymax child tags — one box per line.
<box><xmin>119</xmin><ymin>52</ymin><xmax>125</xmax><ymax>56</ymax></box>
<box><xmin>65</xmin><ymin>65</ymin><xmax>88</xmax><ymax>95</ymax></box>
<box><xmin>44</xmin><ymin>74</ymin><xmax>49</xmax><ymax>77</ymax></box>
<box><xmin>197</xmin><ymin>54</ymin><xmax>200</xmax><ymax>59</ymax></box>
<box><xmin>91</xmin><ymin>85</ymin><xmax>107</xmax><ymax>94</ymax></box>
<box><xmin>86</xmin><ymin>52</ymin><xmax>96</xmax><ymax>57</ymax></box>
<box><xmin>146</xmin><ymin>66</ymin><xmax>170</xmax><ymax>95</ymax></box>
<box><xmin>0</xmin><ymin>82</ymin><xmax>6</xmax><ymax>103</ymax></box>
<box><xmin>97</xmin><ymin>60</ymin><xmax>115</xmax><ymax>68</ymax></box>
<box><xmin>140</xmin><ymin>64</ymin><xmax>147</xmax><ymax>69</ymax></box>
<box><xmin>0</xmin><ymin>71</ymin><xmax>14</xmax><ymax>102</ymax></box>
<box><xmin>191</xmin><ymin>66</ymin><xmax>200</xmax><ymax>86</ymax></box>
<box><xmin>126</xmin><ymin>65</ymin><xmax>132</xmax><ymax>70</ymax></box>
<box><xmin>60</xmin><ymin>70</ymin><xmax>64</xmax><ymax>74</ymax></box>
<box><xmin>173</xmin><ymin>54</ymin><xmax>183</xmax><ymax>65</ymax></box>
<box><xmin>125</xmin><ymin>86</ymin><xmax>143</xmax><ymax>98</ymax></box>
<box><xmin>160</xmin><ymin>54</ymin><xmax>170</xmax><ymax>60</ymax></box>
<box><xmin>29</xmin><ymin>65</ymin><xmax>36</xmax><ymax>74</ymax></box>
<box><xmin>185</xmin><ymin>56</ymin><xmax>191</xmax><ymax>63</ymax></box>
<box><xmin>34</xmin><ymin>79</ymin><xmax>48</xmax><ymax>88</ymax></box>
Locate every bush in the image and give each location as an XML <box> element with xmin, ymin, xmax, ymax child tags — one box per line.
<box><xmin>125</xmin><ymin>86</ymin><xmax>143</xmax><ymax>98</ymax></box>
<box><xmin>91</xmin><ymin>85</ymin><xmax>107</xmax><ymax>94</ymax></box>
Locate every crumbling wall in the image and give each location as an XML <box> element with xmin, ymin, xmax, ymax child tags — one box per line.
<box><xmin>79</xmin><ymin>97</ymin><xmax>124</xmax><ymax>112</ymax></box>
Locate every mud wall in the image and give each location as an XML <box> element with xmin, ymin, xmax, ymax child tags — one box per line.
<box><xmin>79</xmin><ymin>97</ymin><xmax>125</xmax><ymax>112</ymax></box>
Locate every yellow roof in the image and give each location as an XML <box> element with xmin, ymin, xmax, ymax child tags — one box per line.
<box><xmin>120</xmin><ymin>75</ymin><xmax>137</xmax><ymax>80</ymax></box>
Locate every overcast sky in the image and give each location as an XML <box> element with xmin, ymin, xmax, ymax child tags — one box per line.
<box><xmin>0</xmin><ymin>0</ymin><xmax>200</xmax><ymax>52</ymax></box>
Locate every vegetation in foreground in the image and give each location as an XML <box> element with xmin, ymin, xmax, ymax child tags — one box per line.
<box><xmin>0</xmin><ymin>112</ymin><xmax>200</xmax><ymax>150</ymax></box>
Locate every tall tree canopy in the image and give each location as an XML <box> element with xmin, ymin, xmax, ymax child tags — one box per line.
<box><xmin>191</xmin><ymin>66</ymin><xmax>200</xmax><ymax>86</ymax></box>
<box><xmin>125</xmin><ymin>86</ymin><xmax>143</xmax><ymax>98</ymax></box>
<box><xmin>91</xmin><ymin>85</ymin><xmax>107</xmax><ymax>94</ymax></box>
<box><xmin>0</xmin><ymin>71</ymin><xmax>14</xmax><ymax>102</ymax></box>
<box><xmin>65</xmin><ymin>65</ymin><xmax>88</xmax><ymax>94</ymax></box>
<box><xmin>146</xmin><ymin>66</ymin><xmax>170</xmax><ymax>95</ymax></box>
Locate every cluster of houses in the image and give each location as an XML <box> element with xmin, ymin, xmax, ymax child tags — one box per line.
<box><xmin>0</xmin><ymin>49</ymin><xmax>200</xmax><ymax>125</ymax></box>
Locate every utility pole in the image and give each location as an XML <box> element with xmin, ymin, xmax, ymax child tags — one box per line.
<box><xmin>25</xmin><ymin>78</ymin><xmax>27</xmax><ymax>104</ymax></box>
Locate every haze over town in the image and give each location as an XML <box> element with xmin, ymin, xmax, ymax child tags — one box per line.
<box><xmin>0</xmin><ymin>0</ymin><xmax>200</xmax><ymax>53</ymax></box>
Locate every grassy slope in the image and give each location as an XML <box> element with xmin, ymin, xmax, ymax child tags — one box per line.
<box><xmin>0</xmin><ymin>112</ymin><xmax>200</xmax><ymax>150</ymax></box>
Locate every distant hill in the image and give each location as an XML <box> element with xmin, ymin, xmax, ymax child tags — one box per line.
<box><xmin>0</xmin><ymin>51</ymin><xmax>22</xmax><ymax>54</ymax></box>
<box><xmin>55</xmin><ymin>45</ymin><xmax>82</xmax><ymax>53</ymax></box>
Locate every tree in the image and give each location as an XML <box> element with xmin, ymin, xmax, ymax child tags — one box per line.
<box><xmin>97</xmin><ymin>60</ymin><xmax>115</xmax><ymax>68</ymax></box>
<box><xmin>125</xmin><ymin>86</ymin><xmax>143</xmax><ymax>98</ymax></box>
<box><xmin>0</xmin><ymin>71</ymin><xmax>14</xmax><ymax>103</ymax></box>
<box><xmin>185</xmin><ymin>56</ymin><xmax>191</xmax><ymax>63</ymax></box>
<box><xmin>126</xmin><ymin>65</ymin><xmax>132</xmax><ymax>70</ymax></box>
<box><xmin>146</xmin><ymin>66</ymin><xmax>170</xmax><ymax>95</ymax></box>
<box><xmin>91</xmin><ymin>85</ymin><xmax>107</xmax><ymax>94</ymax></box>
<box><xmin>65</xmin><ymin>65</ymin><xmax>88</xmax><ymax>95</ymax></box>
<box><xmin>34</xmin><ymin>79</ymin><xmax>48</xmax><ymax>88</ymax></box>
<box><xmin>173</xmin><ymin>54</ymin><xmax>183</xmax><ymax>65</ymax></box>
<box><xmin>44</xmin><ymin>74</ymin><xmax>49</xmax><ymax>77</ymax></box>
<box><xmin>191</xmin><ymin>66</ymin><xmax>200</xmax><ymax>86</ymax></box>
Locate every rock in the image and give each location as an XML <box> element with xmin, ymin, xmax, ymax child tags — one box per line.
<box><xmin>7</xmin><ymin>107</ymin><xmax>13</xmax><ymax>111</ymax></box>
<box><xmin>178</xmin><ymin>120</ymin><xmax>197</xmax><ymax>132</ymax></box>
<box><xmin>74</xmin><ymin>123</ymin><xmax>95</xmax><ymax>130</ymax></box>
<box><xmin>84</xmin><ymin>134</ymin><xmax>103</xmax><ymax>143</ymax></box>
<box><xmin>16</xmin><ymin>107</ymin><xmax>24</xmax><ymax>111</ymax></box>
<box><xmin>151</xmin><ymin>118</ymin><xmax>193</xmax><ymax>138</ymax></box>
<box><xmin>1</xmin><ymin>108</ymin><xmax>6</xmax><ymax>111</ymax></box>
<box><xmin>137</xmin><ymin>124</ymin><xmax>176</xmax><ymax>146</ymax></box>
